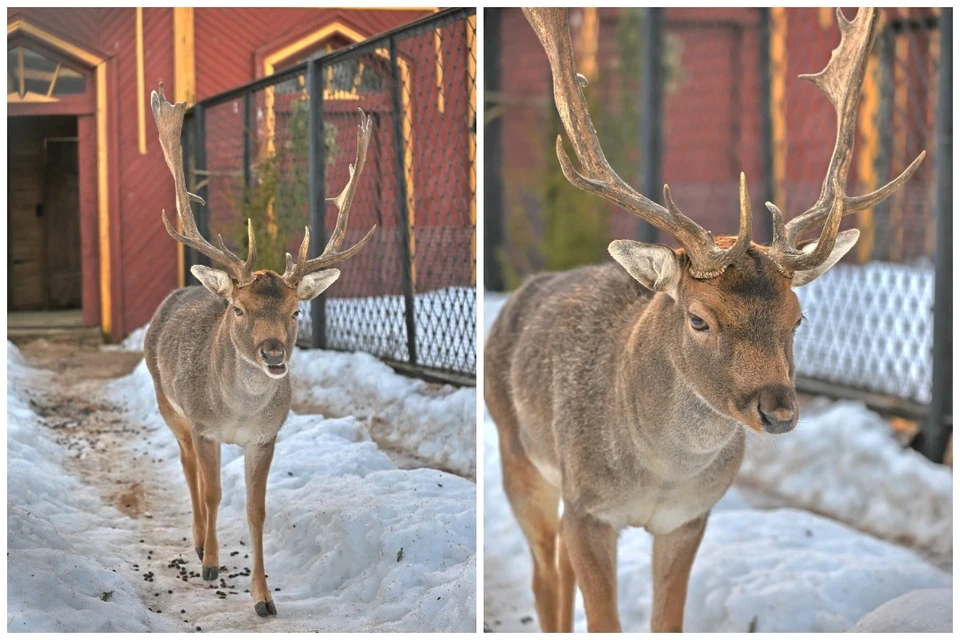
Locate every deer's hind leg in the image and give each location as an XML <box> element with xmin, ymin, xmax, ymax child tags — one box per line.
<box><xmin>493</xmin><ymin>412</ymin><xmax>562</xmax><ymax>632</ymax></box>
<box><xmin>156</xmin><ymin>391</ymin><xmax>206</xmax><ymax>561</ymax></box>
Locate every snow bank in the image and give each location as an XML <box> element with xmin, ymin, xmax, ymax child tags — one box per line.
<box><xmin>105</xmin><ymin>354</ymin><xmax>476</xmax><ymax>632</ymax></box>
<box><xmin>739</xmin><ymin>398</ymin><xmax>952</xmax><ymax>560</ymax></box>
<box><xmin>483</xmin><ymin>416</ymin><xmax>950</xmax><ymax>633</ymax></box>
<box><xmin>290</xmin><ymin>348</ymin><xmax>475</xmax><ymax>477</ymax></box>
<box><xmin>849</xmin><ymin>588</ymin><xmax>952</xmax><ymax>633</ymax></box>
<box><xmin>7</xmin><ymin>343</ymin><xmax>176</xmax><ymax>632</ymax></box>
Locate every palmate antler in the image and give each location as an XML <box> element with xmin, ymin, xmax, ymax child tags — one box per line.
<box><xmin>281</xmin><ymin>109</ymin><xmax>377</xmax><ymax>287</ymax></box>
<box><xmin>523</xmin><ymin>7</ymin><xmax>924</xmax><ymax>279</ymax></box>
<box><xmin>765</xmin><ymin>8</ymin><xmax>925</xmax><ymax>275</ymax></box>
<box><xmin>151</xmin><ymin>83</ymin><xmax>376</xmax><ymax>288</ymax></box>
<box><xmin>152</xmin><ymin>82</ymin><xmax>259</xmax><ymax>286</ymax></box>
<box><xmin>523</xmin><ymin>8</ymin><xmax>752</xmax><ymax>279</ymax></box>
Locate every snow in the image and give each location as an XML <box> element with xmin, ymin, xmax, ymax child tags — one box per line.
<box><xmin>739</xmin><ymin>396</ymin><xmax>952</xmax><ymax>562</ymax></box>
<box><xmin>7</xmin><ymin>344</ymin><xmax>177</xmax><ymax>632</ymax></box>
<box><xmin>849</xmin><ymin>588</ymin><xmax>952</xmax><ymax>633</ymax></box>
<box><xmin>290</xmin><ymin>348</ymin><xmax>475</xmax><ymax>477</ymax></box>
<box><xmin>482</xmin><ymin>289</ymin><xmax>951</xmax><ymax>633</ymax></box>
<box><xmin>7</xmin><ymin>341</ymin><xmax>476</xmax><ymax>632</ymax></box>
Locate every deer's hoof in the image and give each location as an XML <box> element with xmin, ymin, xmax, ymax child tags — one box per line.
<box><xmin>202</xmin><ymin>565</ymin><xmax>219</xmax><ymax>581</ymax></box>
<box><xmin>195</xmin><ymin>547</ymin><xmax>204</xmax><ymax>561</ymax></box>
<box><xmin>255</xmin><ymin>600</ymin><xmax>278</xmax><ymax>617</ymax></box>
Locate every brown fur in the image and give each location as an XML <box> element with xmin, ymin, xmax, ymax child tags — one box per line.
<box><xmin>486</xmin><ymin>243</ymin><xmax>804</xmax><ymax>632</ymax></box>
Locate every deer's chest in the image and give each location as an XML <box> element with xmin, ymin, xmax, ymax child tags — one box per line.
<box><xmin>594</xmin><ymin>478</ymin><xmax>723</xmax><ymax>536</ymax></box>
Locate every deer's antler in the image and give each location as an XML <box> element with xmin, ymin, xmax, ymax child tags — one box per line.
<box><xmin>766</xmin><ymin>7</ymin><xmax>924</xmax><ymax>274</ymax></box>
<box><xmin>152</xmin><ymin>82</ymin><xmax>258</xmax><ymax>286</ymax></box>
<box><xmin>523</xmin><ymin>7</ymin><xmax>752</xmax><ymax>279</ymax></box>
<box><xmin>281</xmin><ymin>109</ymin><xmax>378</xmax><ymax>286</ymax></box>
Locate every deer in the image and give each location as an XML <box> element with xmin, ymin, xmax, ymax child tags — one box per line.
<box><xmin>144</xmin><ymin>82</ymin><xmax>376</xmax><ymax>617</ymax></box>
<box><xmin>485</xmin><ymin>7</ymin><xmax>924</xmax><ymax>633</ymax></box>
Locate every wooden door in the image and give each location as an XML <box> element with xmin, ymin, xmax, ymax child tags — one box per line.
<box><xmin>42</xmin><ymin>139</ymin><xmax>82</xmax><ymax>309</ymax></box>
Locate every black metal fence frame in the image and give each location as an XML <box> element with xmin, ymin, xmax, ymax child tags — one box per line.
<box><xmin>181</xmin><ymin>7</ymin><xmax>477</xmax><ymax>385</ymax></box>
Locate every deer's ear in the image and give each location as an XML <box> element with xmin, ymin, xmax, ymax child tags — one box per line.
<box><xmin>191</xmin><ymin>265</ymin><xmax>234</xmax><ymax>299</ymax></box>
<box><xmin>791</xmin><ymin>229</ymin><xmax>859</xmax><ymax>288</ymax></box>
<box><xmin>296</xmin><ymin>269</ymin><xmax>340</xmax><ymax>301</ymax></box>
<box><xmin>609</xmin><ymin>240</ymin><xmax>681</xmax><ymax>299</ymax></box>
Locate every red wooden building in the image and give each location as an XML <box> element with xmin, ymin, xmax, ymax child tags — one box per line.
<box><xmin>7</xmin><ymin>7</ymin><xmax>435</xmax><ymax>341</ymax></box>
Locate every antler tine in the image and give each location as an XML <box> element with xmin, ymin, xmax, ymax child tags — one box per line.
<box><xmin>152</xmin><ymin>82</ymin><xmax>257</xmax><ymax>286</ymax></box>
<box><xmin>770</xmin><ymin>8</ymin><xmax>925</xmax><ymax>273</ymax></box>
<box><xmin>522</xmin><ymin>8</ymin><xmax>751</xmax><ymax>279</ymax></box>
<box><xmin>282</xmin><ymin>109</ymin><xmax>378</xmax><ymax>286</ymax></box>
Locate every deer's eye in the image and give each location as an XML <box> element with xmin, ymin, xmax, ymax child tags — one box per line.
<box><xmin>689</xmin><ymin>314</ymin><xmax>708</xmax><ymax>331</ymax></box>
<box><xmin>292</xmin><ymin>310</ymin><xmax>301</xmax><ymax>320</ymax></box>
<box><xmin>233</xmin><ymin>307</ymin><xmax>244</xmax><ymax>317</ymax></box>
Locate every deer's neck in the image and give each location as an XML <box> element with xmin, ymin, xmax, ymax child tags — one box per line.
<box><xmin>210</xmin><ymin>317</ymin><xmax>284</xmax><ymax>406</ymax></box>
<box><xmin>615</xmin><ymin>293</ymin><xmax>740</xmax><ymax>466</ymax></box>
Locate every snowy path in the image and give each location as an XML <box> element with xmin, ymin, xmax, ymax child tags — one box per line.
<box><xmin>8</xmin><ymin>340</ymin><xmax>476</xmax><ymax>632</ymax></box>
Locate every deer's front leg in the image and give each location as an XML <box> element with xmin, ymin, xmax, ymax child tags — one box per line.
<box><xmin>650</xmin><ymin>514</ymin><xmax>708</xmax><ymax>632</ymax></box>
<box><xmin>245</xmin><ymin>439</ymin><xmax>277</xmax><ymax>616</ymax></box>
<box><xmin>561</xmin><ymin>510</ymin><xmax>621</xmax><ymax>632</ymax></box>
<box><xmin>194</xmin><ymin>435</ymin><xmax>222</xmax><ymax>581</ymax></box>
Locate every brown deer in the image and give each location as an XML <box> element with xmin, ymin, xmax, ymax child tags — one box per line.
<box><xmin>144</xmin><ymin>83</ymin><xmax>375</xmax><ymax>617</ymax></box>
<box><xmin>486</xmin><ymin>8</ymin><xmax>924</xmax><ymax>633</ymax></box>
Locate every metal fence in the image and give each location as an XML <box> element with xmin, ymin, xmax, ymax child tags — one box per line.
<box><xmin>485</xmin><ymin>7</ymin><xmax>951</xmax><ymax>459</ymax></box>
<box><xmin>182</xmin><ymin>8</ymin><xmax>477</xmax><ymax>383</ymax></box>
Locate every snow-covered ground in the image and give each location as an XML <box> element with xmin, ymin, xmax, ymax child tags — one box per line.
<box><xmin>8</xmin><ymin>340</ymin><xmax>476</xmax><ymax>632</ymax></box>
<box><xmin>482</xmin><ymin>289</ymin><xmax>951</xmax><ymax>633</ymax></box>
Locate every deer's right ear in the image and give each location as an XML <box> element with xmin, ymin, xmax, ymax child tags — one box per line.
<box><xmin>191</xmin><ymin>265</ymin><xmax>234</xmax><ymax>299</ymax></box>
<box><xmin>609</xmin><ymin>240</ymin><xmax>681</xmax><ymax>299</ymax></box>
<box><xmin>296</xmin><ymin>269</ymin><xmax>341</xmax><ymax>301</ymax></box>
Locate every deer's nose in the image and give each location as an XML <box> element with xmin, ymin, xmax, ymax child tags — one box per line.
<box><xmin>259</xmin><ymin>339</ymin><xmax>285</xmax><ymax>366</ymax></box>
<box><xmin>757</xmin><ymin>386</ymin><xmax>797</xmax><ymax>434</ymax></box>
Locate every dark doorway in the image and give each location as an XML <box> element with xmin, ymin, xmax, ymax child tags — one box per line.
<box><xmin>8</xmin><ymin>115</ymin><xmax>82</xmax><ymax>312</ymax></box>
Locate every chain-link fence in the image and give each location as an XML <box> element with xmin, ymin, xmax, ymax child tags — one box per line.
<box><xmin>486</xmin><ymin>7</ymin><xmax>951</xmax><ymax>456</ymax></box>
<box><xmin>182</xmin><ymin>8</ymin><xmax>477</xmax><ymax>383</ymax></box>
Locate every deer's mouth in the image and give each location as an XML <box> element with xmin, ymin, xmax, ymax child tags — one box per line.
<box><xmin>265</xmin><ymin>363</ymin><xmax>287</xmax><ymax>378</ymax></box>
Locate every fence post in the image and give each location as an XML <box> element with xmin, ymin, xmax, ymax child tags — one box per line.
<box><xmin>484</xmin><ymin>8</ymin><xmax>505</xmax><ymax>291</ymax></box>
<box><xmin>390</xmin><ymin>37</ymin><xmax>419</xmax><ymax>366</ymax></box>
<box><xmin>243</xmin><ymin>90</ymin><xmax>252</xmax><ymax>194</ymax></box>
<box><xmin>918</xmin><ymin>8</ymin><xmax>952</xmax><ymax>463</ymax></box>
<box><xmin>757</xmin><ymin>8</ymin><xmax>775</xmax><ymax>244</ymax></box>
<box><xmin>190</xmin><ymin>103</ymin><xmax>210</xmax><ymax>283</ymax></box>
<box><xmin>307</xmin><ymin>59</ymin><xmax>328</xmax><ymax>350</ymax></box>
<box><xmin>638</xmin><ymin>8</ymin><xmax>663</xmax><ymax>243</ymax></box>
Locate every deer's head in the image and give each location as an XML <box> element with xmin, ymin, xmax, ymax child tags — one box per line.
<box><xmin>525</xmin><ymin>7</ymin><xmax>923</xmax><ymax>434</ymax></box>
<box><xmin>151</xmin><ymin>84</ymin><xmax>376</xmax><ymax>379</ymax></box>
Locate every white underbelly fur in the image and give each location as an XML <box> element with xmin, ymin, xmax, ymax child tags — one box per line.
<box><xmin>595</xmin><ymin>493</ymin><xmax>707</xmax><ymax>536</ymax></box>
<box><xmin>531</xmin><ymin>458</ymin><xmax>714</xmax><ymax>536</ymax></box>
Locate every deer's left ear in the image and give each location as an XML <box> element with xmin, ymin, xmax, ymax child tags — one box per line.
<box><xmin>791</xmin><ymin>229</ymin><xmax>860</xmax><ymax>287</ymax></box>
<box><xmin>296</xmin><ymin>269</ymin><xmax>340</xmax><ymax>301</ymax></box>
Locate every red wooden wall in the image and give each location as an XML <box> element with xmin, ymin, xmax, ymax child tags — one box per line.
<box><xmin>8</xmin><ymin>8</ymin><xmax>435</xmax><ymax>339</ymax></box>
